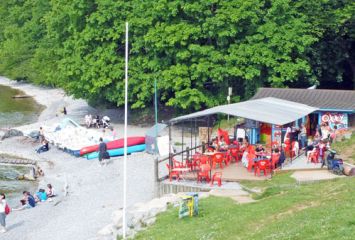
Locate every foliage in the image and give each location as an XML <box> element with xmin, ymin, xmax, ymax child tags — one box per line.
<box><xmin>0</xmin><ymin>0</ymin><xmax>354</xmax><ymax>111</ymax></box>
<box><xmin>134</xmin><ymin>176</ymin><xmax>355</xmax><ymax>240</ymax></box>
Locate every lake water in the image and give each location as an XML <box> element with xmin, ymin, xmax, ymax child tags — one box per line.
<box><xmin>0</xmin><ymin>84</ymin><xmax>43</xmax><ymax>128</ymax></box>
<box><xmin>0</xmin><ymin>84</ymin><xmax>42</xmax><ymax>203</ymax></box>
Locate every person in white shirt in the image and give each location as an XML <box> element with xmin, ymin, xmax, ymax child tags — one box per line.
<box><xmin>0</xmin><ymin>193</ymin><xmax>7</xmax><ymax>233</ymax></box>
<box><xmin>46</xmin><ymin>184</ymin><xmax>56</xmax><ymax>198</ymax></box>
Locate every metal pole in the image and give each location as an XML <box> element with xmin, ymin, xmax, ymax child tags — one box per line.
<box><xmin>194</xmin><ymin>118</ymin><xmax>197</xmax><ymax>153</ymax></box>
<box><xmin>190</xmin><ymin>119</ymin><xmax>193</xmax><ymax>158</ymax></box>
<box><xmin>207</xmin><ymin>116</ymin><xmax>211</xmax><ymax>180</ymax></box>
<box><xmin>122</xmin><ymin>21</ymin><xmax>129</xmax><ymax>239</ymax></box>
<box><xmin>154</xmin><ymin>79</ymin><xmax>159</xmax><ymax>183</ymax></box>
<box><xmin>154</xmin><ymin>79</ymin><xmax>158</xmax><ymax>154</ymax></box>
<box><xmin>169</xmin><ymin>124</ymin><xmax>172</xmax><ymax>167</ymax></box>
<box><xmin>182</xmin><ymin>123</ymin><xmax>184</xmax><ymax>162</ymax></box>
<box><xmin>207</xmin><ymin>116</ymin><xmax>210</xmax><ymax>146</ymax></box>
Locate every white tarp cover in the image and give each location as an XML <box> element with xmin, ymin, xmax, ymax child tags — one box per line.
<box><xmin>170</xmin><ymin>97</ymin><xmax>318</xmax><ymax>126</ymax></box>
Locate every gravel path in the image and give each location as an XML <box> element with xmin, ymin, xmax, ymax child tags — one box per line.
<box><xmin>0</xmin><ymin>77</ymin><xmax>156</xmax><ymax>240</ymax></box>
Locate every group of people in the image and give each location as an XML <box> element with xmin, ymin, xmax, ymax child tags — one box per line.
<box><xmin>84</xmin><ymin>114</ymin><xmax>111</xmax><ymax>129</ymax></box>
<box><xmin>0</xmin><ymin>184</ymin><xmax>55</xmax><ymax>233</ymax></box>
<box><xmin>15</xmin><ymin>184</ymin><xmax>56</xmax><ymax>211</ymax></box>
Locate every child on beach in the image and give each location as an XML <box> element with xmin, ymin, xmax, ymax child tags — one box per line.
<box><xmin>46</xmin><ymin>184</ymin><xmax>55</xmax><ymax>198</ymax></box>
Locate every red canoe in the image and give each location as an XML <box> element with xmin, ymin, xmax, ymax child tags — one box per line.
<box><xmin>80</xmin><ymin>136</ymin><xmax>145</xmax><ymax>156</ymax></box>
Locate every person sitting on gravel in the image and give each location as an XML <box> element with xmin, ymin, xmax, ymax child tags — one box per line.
<box><xmin>35</xmin><ymin>189</ymin><xmax>47</xmax><ymax>202</ymax></box>
<box><xmin>36</xmin><ymin>139</ymin><xmax>49</xmax><ymax>154</ymax></box>
<box><xmin>22</xmin><ymin>191</ymin><xmax>36</xmax><ymax>208</ymax></box>
<box><xmin>46</xmin><ymin>184</ymin><xmax>55</xmax><ymax>198</ymax></box>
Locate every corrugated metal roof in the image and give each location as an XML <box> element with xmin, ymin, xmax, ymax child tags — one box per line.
<box><xmin>170</xmin><ymin>97</ymin><xmax>318</xmax><ymax>125</ymax></box>
<box><xmin>252</xmin><ymin>88</ymin><xmax>355</xmax><ymax>111</ymax></box>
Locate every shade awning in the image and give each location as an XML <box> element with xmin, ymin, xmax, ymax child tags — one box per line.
<box><xmin>169</xmin><ymin>97</ymin><xmax>318</xmax><ymax>126</ymax></box>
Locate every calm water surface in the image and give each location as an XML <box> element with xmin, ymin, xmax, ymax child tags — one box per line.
<box><xmin>0</xmin><ymin>84</ymin><xmax>42</xmax><ymax>203</ymax></box>
<box><xmin>0</xmin><ymin>84</ymin><xmax>43</xmax><ymax>128</ymax></box>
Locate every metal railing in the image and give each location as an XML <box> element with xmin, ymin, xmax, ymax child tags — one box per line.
<box><xmin>157</xmin><ymin>144</ymin><xmax>203</xmax><ymax>181</ymax></box>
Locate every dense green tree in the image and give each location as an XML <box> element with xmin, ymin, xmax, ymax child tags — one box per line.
<box><xmin>0</xmin><ymin>0</ymin><xmax>353</xmax><ymax>111</ymax></box>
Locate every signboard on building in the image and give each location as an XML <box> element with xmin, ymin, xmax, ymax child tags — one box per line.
<box><xmin>321</xmin><ymin>112</ymin><xmax>348</xmax><ymax>130</ymax></box>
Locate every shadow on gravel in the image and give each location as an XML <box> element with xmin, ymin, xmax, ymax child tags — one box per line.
<box><xmin>8</xmin><ymin>220</ymin><xmax>24</xmax><ymax>230</ymax></box>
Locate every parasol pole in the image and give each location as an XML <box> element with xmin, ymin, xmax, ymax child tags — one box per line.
<box><xmin>123</xmin><ymin>21</ymin><xmax>129</xmax><ymax>239</ymax></box>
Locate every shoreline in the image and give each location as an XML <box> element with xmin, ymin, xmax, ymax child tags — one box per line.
<box><xmin>0</xmin><ymin>76</ymin><xmax>155</xmax><ymax>240</ymax></box>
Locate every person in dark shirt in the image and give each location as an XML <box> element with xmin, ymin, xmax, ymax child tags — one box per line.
<box><xmin>22</xmin><ymin>191</ymin><xmax>36</xmax><ymax>208</ymax></box>
<box><xmin>36</xmin><ymin>140</ymin><xmax>49</xmax><ymax>154</ymax></box>
<box><xmin>255</xmin><ymin>144</ymin><xmax>265</xmax><ymax>153</ymax></box>
<box><xmin>98</xmin><ymin>137</ymin><xmax>107</xmax><ymax>165</ymax></box>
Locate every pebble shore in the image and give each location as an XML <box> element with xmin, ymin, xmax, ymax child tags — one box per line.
<box><xmin>0</xmin><ymin>76</ymin><xmax>155</xmax><ymax>240</ymax></box>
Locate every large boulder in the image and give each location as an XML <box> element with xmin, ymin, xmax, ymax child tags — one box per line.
<box><xmin>97</xmin><ymin>224</ymin><xmax>114</xmax><ymax>236</ymax></box>
<box><xmin>1</xmin><ymin>129</ymin><xmax>23</xmax><ymax>140</ymax></box>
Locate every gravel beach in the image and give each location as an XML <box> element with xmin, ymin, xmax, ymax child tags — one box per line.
<box><xmin>0</xmin><ymin>77</ymin><xmax>155</xmax><ymax>240</ymax></box>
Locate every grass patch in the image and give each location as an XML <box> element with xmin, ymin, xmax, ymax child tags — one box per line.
<box><xmin>331</xmin><ymin>132</ymin><xmax>355</xmax><ymax>165</ymax></box>
<box><xmin>135</xmin><ymin>177</ymin><xmax>355</xmax><ymax>240</ymax></box>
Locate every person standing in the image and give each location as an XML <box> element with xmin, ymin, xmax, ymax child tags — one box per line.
<box><xmin>63</xmin><ymin>107</ymin><xmax>67</xmax><ymax>115</ymax></box>
<box><xmin>98</xmin><ymin>137</ymin><xmax>107</xmax><ymax>166</ymax></box>
<box><xmin>110</xmin><ymin>127</ymin><xmax>117</xmax><ymax>140</ymax></box>
<box><xmin>0</xmin><ymin>193</ymin><xmax>7</xmax><ymax>233</ymax></box>
<box><xmin>38</xmin><ymin>126</ymin><xmax>45</xmax><ymax>142</ymax></box>
<box><xmin>330</xmin><ymin>125</ymin><xmax>338</xmax><ymax>144</ymax></box>
<box><xmin>300</xmin><ymin>124</ymin><xmax>307</xmax><ymax>149</ymax></box>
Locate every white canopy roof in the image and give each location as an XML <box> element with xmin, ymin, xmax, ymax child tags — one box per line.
<box><xmin>170</xmin><ymin>97</ymin><xmax>318</xmax><ymax>126</ymax></box>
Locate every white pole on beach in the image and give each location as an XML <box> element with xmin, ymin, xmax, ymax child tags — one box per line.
<box><xmin>123</xmin><ymin>21</ymin><xmax>129</xmax><ymax>239</ymax></box>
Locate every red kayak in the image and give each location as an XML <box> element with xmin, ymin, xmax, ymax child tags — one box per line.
<box><xmin>80</xmin><ymin>136</ymin><xmax>145</xmax><ymax>156</ymax></box>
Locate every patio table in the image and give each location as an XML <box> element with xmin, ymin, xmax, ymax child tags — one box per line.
<box><xmin>172</xmin><ymin>167</ymin><xmax>191</xmax><ymax>180</ymax></box>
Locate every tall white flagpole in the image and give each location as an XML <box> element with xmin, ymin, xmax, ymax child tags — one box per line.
<box><xmin>123</xmin><ymin>21</ymin><xmax>129</xmax><ymax>239</ymax></box>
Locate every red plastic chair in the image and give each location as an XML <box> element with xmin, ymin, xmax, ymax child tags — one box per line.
<box><xmin>228</xmin><ymin>147</ymin><xmax>240</xmax><ymax>163</ymax></box>
<box><xmin>254</xmin><ymin>160</ymin><xmax>271</xmax><ymax>176</ymax></box>
<box><xmin>197</xmin><ymin>164</ymin><xmax>211</xmax><ymax>183</ymax></box>
<box><xmin>271</xmin><ymin>153</ymin><xmax>280</xmax><ymax>170</ymax></box>
<box><xmin>173</xmin><ymin>159</ymin><xmax>186</xmax><ymax>168</ymax></box>
<box><xmin>212</xmin><ymin>153</ymin><xmax>225</xmax><ymax>169</ymax></box>
<box><xmin>210</xmin><ymin>172</ymin><xmax>222</xmax><ymax>187</ymax></box>
<box><xmin>166</xmin><ymin>164</ymin><xmax>180</xmax><ymax>181</ymax></box>
<box><xmin>187</xmin><ymin>154</ymin><xmax>201</xmax><ymax>171</ymax></box>
<box><xmin>308</xmin><ymin>150</ymin><xmax>319</xmax><ymax>163</ymax></box>
<box><xmin>200</xmin><ymin>155</ymin><xmax>210</xmax><ymax>165</ymax></box>
<box><xmin>247</xmin><ymin>153</ymin><xmax>257</xmax><ymax>172</ymax></box>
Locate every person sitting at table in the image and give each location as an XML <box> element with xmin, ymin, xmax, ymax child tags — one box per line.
<box><xmin>272</xmin><ymin>143</ymin><xmax>280</xmax><ymax>153</ymax></box>
<box><xmin>211</xmin><ymin>137</ymin><xmax>219</xmax><ymax>151</ymax></box>
<box><xmin>255</xmin><ymin>143</ymin><xmax>266</xmax><ymax>160</ymax></box>
<box><xmin>255</xmin><ymin>144</ymin><xmax>265</xmax><ymax>153</ymax></box>
<box><xmin>219</xmin><ymin>137</ymin><xmax>228</xmax><ymax>151</ymax></box>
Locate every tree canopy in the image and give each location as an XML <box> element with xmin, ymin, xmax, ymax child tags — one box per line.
<box><xmin>0</xmin><ymin>0</ymin><xmax>354</xmax><ymax>110</ymax></box>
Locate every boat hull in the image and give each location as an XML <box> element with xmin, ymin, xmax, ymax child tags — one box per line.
<box><xmin>79</xmin><ymin>136</ymin><xmax>145</xmax><ymax>155</ymax></box>
<box><xmin>86</xmin><ymin>144</ymin><xmax>146</xmax><ymax>160</ymax></box>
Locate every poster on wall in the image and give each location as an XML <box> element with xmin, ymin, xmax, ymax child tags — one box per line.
<box><xmin>199</xmin><ymin>127</ymin><xmax>212</xmax><ymax>144</ymax></box>
<box><xmin>273</xmin><ymin>126</ymin><xmax>282</xmax><ymax>146</ymax></box>
<box><xmin>321</xmin><ymin>112</ymin><xmax>348</xmax><ymax>130</ymax></box>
